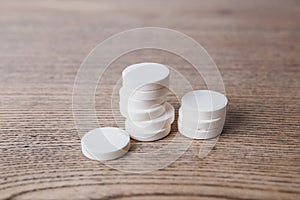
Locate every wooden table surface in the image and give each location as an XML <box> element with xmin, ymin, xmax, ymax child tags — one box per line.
<box><xmin>1</xmin><ymin>0</ymin><xmax>299</xmax><ymax>199</ymax></box>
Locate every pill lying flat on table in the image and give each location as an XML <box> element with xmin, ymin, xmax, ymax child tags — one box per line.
<box><xmin>122</xmin><ymin>63</ymin><xmax>170</xmax><ymax>91</ymax></box>
<box><xmin>81</xmin><ymin>143</ymin><xmax>97</xmax><ymax>160</ymax></box>
<box><xmin>81</xmin><ymin>127</ymin><xmax>130</xmax><ymax>161</ymax></box>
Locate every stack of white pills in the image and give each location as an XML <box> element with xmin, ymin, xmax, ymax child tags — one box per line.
<box><xmin>178</xmin><ymin>90</ymin><xmax>228</xmax><ymax>139</ymax></box>
<box><xmin>81</xmin><ymin>66</ymin><xmax>229</xmax><ymax>161</ymax></box>
<box><xmin>119</xmin><ymin>63</ymin><xmax>175</xmax><ymax>141</ymax></box>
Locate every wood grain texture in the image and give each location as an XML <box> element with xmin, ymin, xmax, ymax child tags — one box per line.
<box><xmin>0</xmin><ymin>0</ymin><xmax>299</xmax><ymax>199</ymax></box>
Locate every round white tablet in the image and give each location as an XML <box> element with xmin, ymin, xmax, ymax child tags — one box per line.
<box><xmin>128</xmin><ymin>102</ymin><xmax>175</xmax><ymax>131</ymax></box>
<box><xmin>122</xmin><ymin>63</ymin><xmax>170</xmax><ymax>91</ymax></box>
<box><xmin>127</xmin><ymin>125</ymin><xmax>171</xmax><ymax>142</ymax></box>
<box><xmin>180</xmin><ymin>90</ymin><xmax>228</xmax><ymax>119</ymax></box>
<box><xmin>179</xmin><ymin>106</ymin><xmax>226</xmax><ymax>120</ymax></box>
<box><xmin>81</xmin><ymin>127</ymin><xmax>130</xmax><ymax>161</ymax></box>
<box><xmin>122</xmin><ymin>63</ymin><xmax>144</xmax><ymax>78</ymax></box>
<box><xmin>119</xmin><ymin>101</ymin><xmax>128</xmax><ymax>117</ymax></box>
<box><xmin>120</xmin><ymin>102</ymin><xmax>166</xmax><ymax>121</ymax></box>
<box><xmin>178</xmin><ymin>109</ymin><xmax>225</xmax><ymax>130</ymax></box>
<box><xmin>125</xmin><ymin>119</ymin><xmax>171</xmax><ymax>137</ymax></box>
<box><xmin>178</xmin><ymin>117</ymin><xmax>225</xmax><ymax>131</ymax></box>
<box><xmin>81</xmin><ymin>143</ymin><xmax>97</xmax><ymax>160</ymax></box>
<box><xmin>120</xmin><ymin>94</ymin><xmax>166</xmax><ymax>110</ymax></box>
<box><xmin>122</xmin><ymin>63</ymin><xmax>166</xmax><ymax>83</ymax></box>
<box><xmin>178</xmin><ymin>123</ymin><xmax>223</xmax><ymax>139</ymax></box>
<box><xmin>119</xmin><ymin>86</ymin><xmax>168</xmax><ymax>101</ymax></box>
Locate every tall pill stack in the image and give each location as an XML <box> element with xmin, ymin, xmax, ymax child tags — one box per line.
<box><xmin>178</xmin><ymin>90</ymin><xmax>228</xmax><ymax>139</ymax></box>
<box><xmin>119</xmin><ymin>63</ymin><xmax>175</xmax><ymax>141</ymax></box>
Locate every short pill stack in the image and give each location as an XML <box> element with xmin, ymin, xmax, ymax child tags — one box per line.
<box><xmin>119</xmin><ymin>63</ymin><xmax>175</xmax><ymax>141</ymax></box>
<box><xmin>178</xmin><ymin>90</ymin><xmax>228</xmax><ymax>139</ymax></box>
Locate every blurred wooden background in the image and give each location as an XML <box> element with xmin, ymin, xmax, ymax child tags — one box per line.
<box><xmin>0</xmin><ymin>0</ymin><xmax>299</xmax><ymax>199</ymax></box>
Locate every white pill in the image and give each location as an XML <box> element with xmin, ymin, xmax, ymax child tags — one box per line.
<box><xmin>119</xmin><ymin>98</ymin><xmax>166</xmax><ymax>110</ymax></box>
<box><xmin>122</xmin><ymin>63</ymin><xmax>143</xmax><ymax>78</ymax></box>
<box><xmin>122</xmin><ymin>63</ymin><xmax>164</xmax><ymax>81</ymax></box>
<box><xmin>178</xmin><ymin>123</ymin><xmax>223</xmax><ymax>139</ymax></box>
<box><xmin>120</xmin><ymin>102</ymin><xmax>166</xmax><ymax>121</ymax></box>
<box><xmin>120</xmin><ymin>86</ymin><xmax>168</xmax><ymax>101</ymax></box>
<box><xmin>178</xmin><ymin>110</ymin><xmax>225</xmax><ymax>130</ymax></box>
<box><xmin>120</xmin><ymin>95</ymin><xmax>166</xmax><ymax>110</ymax></box>
<box><xmin>81</xmin><ymin>143</ymin><xmax>97</xmax><ymax>160</ymax></box>
<box><xmin>127</xmin><ymin>102</ymin><xmax>175</xmax><ymax>131</ymax></box>
<box><xmin>180</xmin><ymin>90</ymin><xmax>228</xmax><ymax>119</ymax></box>
<box><xmin>180</xmin><ymin>106</ymin><xmax>226</xmax><ymax>120</ymax></box>
<box><xmin>125</xmin><ymin>119</ymin><xmax>172</xmax><ymax>137</ymax></box>
<box><xmin>81</xmin><ymin>127</ymin><xmax>130</xmax><ymax>161</ymax></box>
<box><xmin>122</xmin><ymin>63</ymin><xmax>170</xmax><ymax>91</ymax></box>
<box><xmin>126</xmin><ymin>120</ymin><xmax>169</xmax><ymax>138</ymax></box>
<box><xmin>119</xmin><ymin>101</ymin><xmax>127</xmax><ymax>117</ymax></box>
<box><xmin>127</xmin><ymin>125</ymin><xmax>171</xmax><ymax>142</ymax></box>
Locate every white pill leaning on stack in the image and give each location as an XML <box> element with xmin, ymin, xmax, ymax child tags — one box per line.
<box><xmin>122</xmin><ymin>63</ymin><xmax>170</xmax><ymax>91</ymax></box>
<box><xmin>120</xmin><ymin>95</ymin><xmax>165</xmax><ymax>110</ymax></box>
<box><xmin>119</xmin><ymin>99</ymin><xmax>165</xmax><ymax>117</ymax></box>
<box><xmin>120</xmin><ymin>102</ymin><xmax>166</xmax><ymax>121</ymax></box>
<box><xmin>119</xmin><ymin>86</ymin><xmax>168</xmax><ymax>101</ymax></box>
<box><xmin>81</xmin><ymin>127</ymin><xmax>130</xmax><ymax>161</ymax></box>
<box><xmin>126</xmin><ymin>102</ymin><xmax>174</xmax><ymax>131</ymax></box>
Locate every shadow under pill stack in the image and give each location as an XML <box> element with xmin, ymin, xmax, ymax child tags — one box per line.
<box><xmin>178</xmin><ymin>90</ymin><xmax>228</xmax><ymax>139</ymax></box>
<box><xmin>119</xmin><ymin>63</ymin><xmax>175</xmax><ymax>141</ymax></box>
